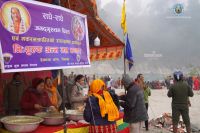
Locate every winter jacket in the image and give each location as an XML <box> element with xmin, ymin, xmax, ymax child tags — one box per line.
<box><xmin>70</xmin><ymin>84</ymin><xmax>85</xmax><ymax>109</ymax></box>
<box><xmin>120</xmin><ymin>84</ymin><xmax>148</xmax><ymax>123</ymax></box>
<box><xmin>168</xmin><ymin>81</ymin><xmax>193</xmax><ymax>105</ymax></box>
<box><xmin>20</xmin><ymin>88</ymin><xmax>52</xmax><ymax>115</ymax></box>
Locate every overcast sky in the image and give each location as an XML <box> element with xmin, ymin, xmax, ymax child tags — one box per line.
<box><xmin>92</xmin><ymin>0</ymin><xmax>200</xmax><ymax>77</ymax></box>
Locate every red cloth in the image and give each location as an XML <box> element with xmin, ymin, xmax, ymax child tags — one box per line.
<box><xmin>20</xmin><ymin>88</ymin><xmax>52</xmax><ymax>115</ymax></box>
<box><xmin>67</xmin><ymin>122</ymin><xmax>89</xmax><ymax>128</ymax></box>
<box><xmin>31</xmin><ymin>125</ymin><xmax>63</xmax><ymax>133</ymax></box>
<box><xmin>118</xmin><ymin>127</ymin><xmax>129</xmax><ymax>133</ymax></box>
<box><xmin>89</xmin><ymin>124</ymin><xmax>117</xmax><ymax>133</ymax></box>
<box><xmin>194</xmin><ymin>78</ymin><xmax>199</xmax><ymax>90</ymax></box>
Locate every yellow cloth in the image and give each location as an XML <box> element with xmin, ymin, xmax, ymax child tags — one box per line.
<box><xmin>121</xmin><ymin>0</ymin><xmax>127</xmax><ymax>35</ymax></box>
<box><xmin>90</xmin><ymin>79</ymin><xmax>119</xmax><ymax>121</ymax></box>
<box><xmin>45</xmin><ymin>85</ymin><xmax>58</xmax><ymax>108</ymax></box>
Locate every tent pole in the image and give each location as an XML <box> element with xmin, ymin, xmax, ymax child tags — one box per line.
<box><xmin>123</xmin><ymin>34</ymin><xmax>127</xmax><ymax>95</ymax></box>
<box><xmin>51</xmin><ymin>1</ymin><xmax>67</xmax><ymax>132</ymax></box>
<box><xmin>123</xmin><ymin>47</ymin><xmax>126</xmax><ymax>75</ymax></box>
<box><xmin>60</xmin><ymin>69</ymin><xmax>67</xmax><ymax>133</ymax></box>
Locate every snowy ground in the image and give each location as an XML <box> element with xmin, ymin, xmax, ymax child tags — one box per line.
<box><xmin>115</xmin><ymin>88</ymin><xmax>200</xmax><ymax>133</ymax></box>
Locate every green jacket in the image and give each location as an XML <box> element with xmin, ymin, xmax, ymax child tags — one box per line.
<box><xmin>144</xmin><ymin>87</ymin><xmax>151</xmax><ymax>103</ymax></box>
<box><xmin>167</xmin><ymin>81</ymin><xmax>193</xmax><ymax>105</ymax></box>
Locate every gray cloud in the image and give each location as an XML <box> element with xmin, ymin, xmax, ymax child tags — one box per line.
<box><xmin>94</xmin><ymin>0</ymin><xmax>200</xmax><ymax>78</ymax></box>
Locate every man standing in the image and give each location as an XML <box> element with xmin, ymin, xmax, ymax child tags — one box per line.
<box><xmin>135</xmin><ymin>74</ymin><xmax>151</xmax><ymax>131</ymax></box>
<box><xmin>120</xmin><ymin>74</ymin><xmax>148</xmax><ymax>133</ymax></box>
<box><xmin>168</xmin><ymin>71</ymin><xmax>194</xmax><ymax>133</ymax></box>
<box><xmin>4</xmin><ymin>73</ymin><xmax>24</xmax><ymax>115</ymax></box>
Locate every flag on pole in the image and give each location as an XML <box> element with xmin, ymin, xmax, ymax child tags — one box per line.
<box><xmin>121</xmin><ymin>0</ymin><xmax>127</xmax><ymax>35</ymax></box>
<box><xmin>125</xmin><ymin>34</ymin><xmax>134</xmax><ymax>70</ymax></box>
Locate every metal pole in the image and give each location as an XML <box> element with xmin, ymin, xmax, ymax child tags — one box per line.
<box><xmin>60</xmin><ymin>69</ymin><xmax>67</xmax><ymax>133</ymax></box>
<box><xmin>123</xmin><ymin>36</ymin><xmax>127</xmax><ymax>95</ymax></box>
<box><xmin>51</xmin><ymin>1</ymin><xmax>67</xmax><ymax>132</ymax></box>
<box><xmin>123</xmin><ymin>45</ymin><xmax>126</xmax><ymax>75</ymax></box>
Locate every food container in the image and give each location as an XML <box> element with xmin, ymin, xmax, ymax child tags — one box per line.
<box><xmin>35</xmin><ymin>112</ymin><xmax>65</xmax><ymax>126</ymax></box>
<box><xmin>0</xmin><ymin>115</ymin><xmax>43</xmax><ymax>133</ymax></box>
<box><xmin>66</xmin><ymin>110</ymin><xmax>84</xmax><ymax>121</ymax></box>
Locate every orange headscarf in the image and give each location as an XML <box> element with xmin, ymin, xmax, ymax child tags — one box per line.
<box><xmin>90</xmin><ymin>79</ymin><xmax>119</xmax><ymax>121</ymax></box>
<box><xmin>45</xmin><ymin>78</ymin><xmax>58</xmax><ymax>108</ymax></box>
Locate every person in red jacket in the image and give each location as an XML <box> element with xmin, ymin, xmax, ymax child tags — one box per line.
<box><xmin>20</xmin><ymin>78</ymin><xmax>56</xmax><ymax>115</ymax></box>
<box><xmin>194</xmin><ymin>77</ymin><xmax>199</xmax><ymax>90</ymax></box>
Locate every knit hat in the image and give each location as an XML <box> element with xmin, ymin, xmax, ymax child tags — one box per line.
<box><xmin>32</xmin><ymin>78</ymin><xmax>44</xmax><ymax>89</ymax></box>
<box><xmin>122</xmin><ymin>74</ymin><xmax>132</xmax><ymax>89</ymax></box>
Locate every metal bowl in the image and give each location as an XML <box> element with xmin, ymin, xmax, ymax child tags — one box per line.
<box><xmin>66</xmin><ymin>110</ymin><xmax>84</xmax><ymax>121</ymax></box>
<box><xmin>0</xmin><ymin>115</ymin><xmax>43</xmax><ymax>133</ymax></box>
<box><xmin>35</xmin><ymin>112</ymin><xmax>65</xmax><ymax>126</ymax></box>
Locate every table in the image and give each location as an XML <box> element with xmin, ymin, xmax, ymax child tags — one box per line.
<box><xmin>0</xmin><ymin>112</ymin><xmax>129</xmax><ymax>133</ymax></box>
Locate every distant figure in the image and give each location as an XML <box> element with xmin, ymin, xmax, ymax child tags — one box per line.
<box><xmin>193</xmin><ymin>77</ymin><xmax>199</xmax><ymax>90</ymax></box>
<box><xmin>168</xmin><ymin>71</ymin><xmax>194</xmax><ymax>133</ymax></box>
<box><xmin>165</xmin><ymin>76</ymin><xmax>171</xmax><ymax>89</ymax></box>
<box><xmin>187</xmin><ymin>77</ymin><xmax>193</xmax><ymax>89</ymax></box>
<box><xmin>117</xmin><ymin>77</ymin><xmax>122</xmax><ymax>89</ymax></box>
<box><xmin>4</xmin><ymin>73</ymin><xmax>24</xmax><ymax>115</ymax></box>
<box><xmin>69</xmin><ymin>72</ymin><xmax>74</xmax><ymax>82</ymax></box>
<box><xmin>120</xmin><ymin>74</ymin><xmax>148</xmax><ymax>133</ymax></box>
<box><xmin>93</xmin><ymin>74</ymin><xmax>96</xmax><ymax>80</ymax></box>
<box><xmin>8</xmin><ymin>7</ymin><xmax>27</xmax><ymax>34</ymax></box>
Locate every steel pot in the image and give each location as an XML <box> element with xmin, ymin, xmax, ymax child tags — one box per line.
<box><xmin>0</xmin><ymin>115</ymin><xmax>43</xmax><ymax>133</ymax></box>
<box><xmin>35</xmin><ymin>112</ymin><xmax>65</xmax><ymax>126</ymax></box>
<box><xmin>66</xmin><ymin>110</ymin><xmax>84</xmax><ymax>121</ymax></box>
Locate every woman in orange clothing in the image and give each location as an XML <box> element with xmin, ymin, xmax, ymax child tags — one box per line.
<box><xmin>84</xmin><ymin>79</ymin><xmax>119</xmax><ymax>133</ymax></box>
<box><xmin>44</xmin><ymin>77</ymin><xmax>62</xmax><ymax>109</ymax></box>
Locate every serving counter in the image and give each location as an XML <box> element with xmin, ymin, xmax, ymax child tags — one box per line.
<box><xmin>0</xmin><ymin>112</ymin><xmax>129</xmax><ymax>133</ymax></box>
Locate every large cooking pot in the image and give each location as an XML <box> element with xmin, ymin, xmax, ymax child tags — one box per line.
<box><xmin>0</xmin><ymin>115</ymin><xmax>43</xmax><ymax>133</ymax></box>
<box><xmin>35</xmin><ymin>112</ymin><xmax>65</xmax><ymax>125</ymax></box>
<box><xmin>66</xmin><ymin>110</ymin><xmax>84</xmax><ymax>121</ymax></box>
